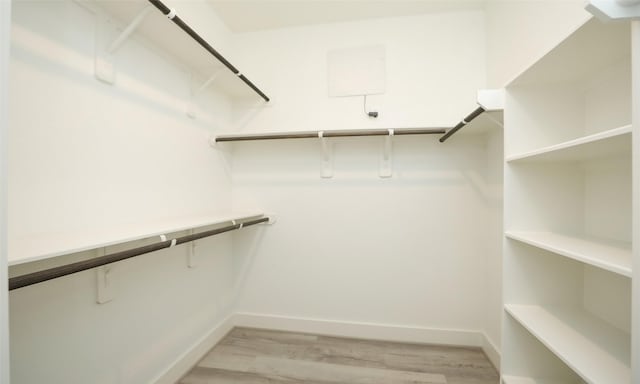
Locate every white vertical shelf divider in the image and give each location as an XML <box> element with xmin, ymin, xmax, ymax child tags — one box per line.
<box><xmin>631</xmin><ymin>18</ymin><xmax>640</xmax><ymax>384</ymax></box>
<box><xmin>0</xmin><ymin>0</ymin><xmax>10</xmax><ymax>381</ymax></box>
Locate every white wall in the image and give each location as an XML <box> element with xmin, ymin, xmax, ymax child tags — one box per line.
<box><xmin>484</xmin><ymin>128</ymin><xmax>503</xmax><ymax>361</ymax></box>
<box><xmin>485</xmin><ymin>0</ymin><xmax>590</xmax><ymax>88</ymax></box>
<box><xmin>230</xmin><ymin>133</ymin><xmax>501</xmax><ymax>342</ymax></box>
<box><xmin>8</xmin><ymin>1</ymin><xmax>239</xmax><ymax>383</ymax></box>
<box><xmin>1</xmin><ymin>1</ymin><xmax>11</xmax><ymax>382</ymax></box>
<box><xmin>228</xmin><ymin>11</ymin><xmax>487</xmax><ymax>133</ymax></box>
<box><xmin>225</xmin><ymin>11</ymin><xmax>503</xmax><ymax>355</ymax></box>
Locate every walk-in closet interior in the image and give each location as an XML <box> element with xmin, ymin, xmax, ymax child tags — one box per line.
<box><xmin>0</xmin><ymin>1</ymin><xmax>638</xmax><ymax>383</ymax></box>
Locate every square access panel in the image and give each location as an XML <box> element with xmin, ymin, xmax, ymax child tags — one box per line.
<box><xmin>327</xmin><ymin>45</ymin><xmax>386</xmax><ymax>97</ymax></box>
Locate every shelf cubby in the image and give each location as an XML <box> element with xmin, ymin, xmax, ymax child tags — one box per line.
<box><xmin>505</xmin><ymin>18</ymin><xmax>631</xmax><ymax>157</ymax></box>
<box><xmin>503</xmin><ymin>240</ymin><xmax>631</xmax><ymax>384</ymax></box>
<box><xmin>506</xmin><ymin>154</ymin><xmax>631</xmax><ymax>245</ymax></box>
<box><xmin>505</xmin><ymin>304</ymin><xmax>630</xmax><ymax>384</ymax></box>
<box><xmin>501</xmin><ymin>312</ymin><xmax>586</xmax><ymax>384</ymax></box>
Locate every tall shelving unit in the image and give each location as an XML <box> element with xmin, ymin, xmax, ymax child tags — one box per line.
<box><xmin>501</xmin><ymin>18</ymin><xmax>634</xmax><ymax>384</ymax></box>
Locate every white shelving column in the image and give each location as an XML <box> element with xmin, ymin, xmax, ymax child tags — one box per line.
<box><xmin>584</xmin><ymin>4</ymin><xmax>640</xmax><ymax>383</ymax></box>
<box><xmin>0</xmin><ymin>0</ymin><xmax>10</xmax><ymax>382</ymax></box>
<box><xmin>632</xmin><ymin>17</ymin><xmax>640</xmax><ymax>384</ymax></box>
<box><xmin>502</xmin><ymin>14</ymin><xmax>635</xmax><ymax>384</ymax></box>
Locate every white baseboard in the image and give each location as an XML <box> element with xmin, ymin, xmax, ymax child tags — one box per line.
<box><xmin>151</xmin><ymin>314</ymin><xmax>235</xmax><ymax>384</ymax></box>
<box><xmin>232</xmin><ymin>312</ymin><xmax>485</xmax><ymax>347</ymax></box>
<box><xmin>481</xmin><ymin>333</ymin><xmax>501</xmax><ymax>371</ymax></box>
<box><xmin>153</xmin><ymin>312</ymin><xmax>502</xmax><ymax>383</ymax></box>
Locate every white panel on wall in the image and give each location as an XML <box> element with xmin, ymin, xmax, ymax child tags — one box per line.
<box><xmin>327</xmin><ymin>45</ymin><xmax>385</xmax><ymax>97</ymax></box>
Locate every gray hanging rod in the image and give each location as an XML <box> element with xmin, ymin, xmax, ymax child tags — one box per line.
<box><xmin>439</xmin><ymin>106</ymin><xmax>486</xmax><ymax>143</ymax></box>
<box><xmin>214</xmin><ymin>127</ymin><xmax>448</xmax><ymax>143</ymax></box>
<box><xmin>147</xmin><ymin>0</ymin><xmax>270</xmax><ymax>102</ymax></box>
<box><xmin>213</xmin><ymin>106</ymin><xmax>488</xmax><ymax>144</ymax></box>
<box><xmin>9</xmin><ymin>217</ymin><xmax>269</xmax><ymax>291</ymax></box>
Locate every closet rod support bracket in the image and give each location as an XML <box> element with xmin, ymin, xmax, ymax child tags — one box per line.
<box><xmin>187</xmin><ymin>229</ymin><xmax>197</xmax><ymax>268</ymax></box>
<box><xmin>318</xmin><ymin>131</ymin><xmax>333</xmax><ymax>178</ymax></box>
<box><xmin>265</xmin><ymin>214</ymin><xmax>277</xmax><ymax>225</ymax></box>
<box><xmin>380</xmin><ymin>129</ymin><xmax>393</xmax><ymax>178</ymax></box>
<box><xmin>96</xmin><ymin>248</ymin><xmax>114</xmax><ymax>304</ymax></box>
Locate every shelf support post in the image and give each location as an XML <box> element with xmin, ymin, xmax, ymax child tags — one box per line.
<box><xmin>96</xmin><ymin>248</ymin><xmax>114</xmax><ymax>304</ymax></box>
<box><xmin>319</xmin><ymin>131</ymin><xmax>333</xmax><ymax>178</ymax></box>
<box><xmin>380</xmin><ymin>129</ymin><xmax>393</xmax><ymax>178</ymax></box>
<box><xmin>187</xmin><ymin>228</ymin><xmax>197</xmax><ymax>268</ymax></box>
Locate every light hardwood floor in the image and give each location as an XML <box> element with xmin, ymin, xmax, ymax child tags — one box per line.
<box><xmin>178</xmin><ymin>328</ymin><xmax>499</xmax><ymax>384</ymax></box>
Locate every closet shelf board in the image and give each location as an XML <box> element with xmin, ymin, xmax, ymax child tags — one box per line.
<box><xmin>9</xmin><ymin>212</ymin><xmax>264</xmax><ymax>266</ymax></box>
<box><xmin>91</xmin><ymin>0</ymin><xmax>264</xmax><ymax>99</ymax></box>
<box><xmin>508</xmin><ymin>18</ymin><xmax>630</xmax><ymax>87</ymax></box>
<box><xmin>505</xmin><ymin>231</ymin><xmax>632</xmax><ymax>277</ymax></box>
<box><xmin>505</xmin><ymin>304</ymin><xmax>630</xmax><ymax>384</ymax></box>
<box><xmin>501</xmin><ymin>376</ymin><xmax>571</xmax><ymax>384</ymax></box>
<box><xmin>506</xmin><ymin>125</ymin><xmax>631</xmax><ymax>163</ymax></box>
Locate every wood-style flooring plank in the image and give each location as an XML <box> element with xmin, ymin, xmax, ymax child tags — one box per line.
<box><xmin>253</xmin><ymin>356</ymin><xmax>446</xmax><ymax>383</ymax></box>
<box><xmin>178</xmin><ymin>327</ymin><xmax>499</xmax><ymax>384</ymax></box>
<box><xmin>179</xmin><ymin>367</ymin><xmax>336</xmax><ymax>384</ymax></box>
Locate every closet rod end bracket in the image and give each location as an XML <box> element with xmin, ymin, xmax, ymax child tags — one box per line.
<box><xmin>265</xmin><ymin>214</ymin><xmax>277</xmax><ymax>225</ymax></box>
<box><xmin>208</xmin><ymin>135</ymin><xmax>219</xmax><ymax>148</ymax></box>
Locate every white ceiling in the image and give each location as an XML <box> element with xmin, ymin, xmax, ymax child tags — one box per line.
<box><xmin>207</xmin><ymin>1</ymin><xmax>487</xmax><ymax>33</ymax></box>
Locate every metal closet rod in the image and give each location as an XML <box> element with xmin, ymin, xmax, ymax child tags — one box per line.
<box><xmin>147</xmin><ymin>0</ymin><xmax>270</xmax><ymax>102</ymax></box>
<box><xmin>214</xmin><ymin>106</ymin><xmax>487</xmax><ymax>143</ymax></box>
<box><xmin>8</xmin><ymin>217</ymin><xmax>269</xmax><ymax>291</ymax></box>
<box><xmin>439</xmin><ymin>106</ymin><xmax>486</xmax><ymax>143</ymax></box>
<box><xmin>215</xmin><ymin>127</ymin><xmax>448</xmax><ymax>142</ymax></box>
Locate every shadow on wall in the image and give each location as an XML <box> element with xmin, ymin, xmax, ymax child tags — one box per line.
<box><xmin>230</xmin><ymin>224</ymin><xmax>269</xmax><ymax>307</ymax></box>
<box><xmin>10</xmin><ymin>2</ymin><xmax>229</xmax><ymax>132</ymax></box>
<box><xmin>225</xmin><ymin>133</ymin><xmax>498</xmax><ymax>187</ymax></box>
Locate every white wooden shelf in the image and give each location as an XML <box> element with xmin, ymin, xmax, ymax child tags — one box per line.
<box><xmin>505</xmin><ymin>231</ymin><xmax>632</xmax><ymax>278</ymax></box>
<box><xmin>506</xmin><ymin>125</ymin><xmax>631</xmax><ymax>163</ymax></box>
<box><xmin>8</xmin><ymin>212</ymin><xmax>264</xmax><ymax>266</ymax></box>
<box><xmin>505</xmin><ymin>304</ymin><xmax>630</xmax><ymax>384</ymax></box>
<box><xmin>502</xmin><ymin>376</ymin><xmax>573</xmax><ymax>384</ymax></box>
<box><xmin>508</xmin><ymin>18</ymin><xmax>630</xmax><ymax>86</ymax></box>
<box><xmin>87</xmin><ymin>0</ymin><xmax>266</xmax><ymax>100</ymax></box>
